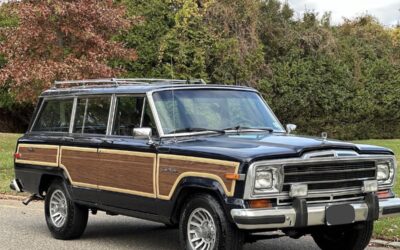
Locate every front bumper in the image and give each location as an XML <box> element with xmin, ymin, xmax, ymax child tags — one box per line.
<box><xmin>231</xmin><ymin>197</ymin><xmax>400</xmax><ymax>230</ymax></box>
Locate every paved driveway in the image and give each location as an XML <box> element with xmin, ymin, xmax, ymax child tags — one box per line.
<box><xmin>0</xmin><ymin>199</ymin><xmax>393</xmax><ymax>250</ymax></box>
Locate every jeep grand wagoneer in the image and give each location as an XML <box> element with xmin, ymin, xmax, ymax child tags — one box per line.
<box><xmin>11</xmin><ymin>78</ymin><xmax>400</xmax><ymax>250</ymax></box>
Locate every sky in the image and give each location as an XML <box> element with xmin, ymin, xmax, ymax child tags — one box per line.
<box><xmin>284</xmin><ymin>0</ymin><xmax>400</xmax><ymax>26</ymax></box>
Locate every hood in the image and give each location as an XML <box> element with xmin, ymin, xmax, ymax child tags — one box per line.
<box><xmin>159</xmin><ymin>133</ymin><xmax>393</xmax><ymax>163</ymax></box>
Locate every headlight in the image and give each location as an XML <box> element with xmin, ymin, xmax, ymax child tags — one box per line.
<box><xmin>255</xmin><ymin>171</ymin><xmax>273</xmax><ymax>189</ymax></box>
<box><xmin>253</xmin><ymin>166</ymin><xmax>283</xmax><ymax>194</ymax></box>
<box><xmin>377</xmin><ymin>163</ymin><xmax>390</xmax><ymax>181</ymax></box>
<box><xmin>377</xmin><ymin>159</ymin><xmax>396</xmax><ymax>187</ymax></box>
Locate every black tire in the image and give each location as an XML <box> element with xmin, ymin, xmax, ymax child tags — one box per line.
<box><xmin>179</xmin><ymin>193</ymin><xmax>244</xmax><ymax>250</ymax></box>
<box><xmin>311</xmin><ymin>221</ymin><xmax>374</xmax><ymax>250</ymax></box>
<box><xmin>45</xmin><ymin>180</ymin><xmax>88</xmax><ymax>240</ymax></box>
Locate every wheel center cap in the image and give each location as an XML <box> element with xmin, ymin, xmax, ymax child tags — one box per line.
<box><xmin>198</xmin><ymin>222</ymin><xmax>213</xmax><ymax>242</ymax></box>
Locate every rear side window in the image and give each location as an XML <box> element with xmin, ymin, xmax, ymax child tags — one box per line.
<box><xmin>73</xmin><ymin>96</ymin><xmax>111</xmax><ymax>134</ymax></box>
<box><xmin>32</xmin><ymin>99</ymin><xmax>73</xmax><ymax>132</ymax></box>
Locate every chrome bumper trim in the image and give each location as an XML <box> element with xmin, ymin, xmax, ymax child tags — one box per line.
<box><xmin>231</xmin><ymin>198</ymin><xmax>400</xmax><ymax>230</ymax></box>
<box><xmin>9</xmin><ymin>179</ymin><xmax>22</xmax><ymax>193</ymax></box>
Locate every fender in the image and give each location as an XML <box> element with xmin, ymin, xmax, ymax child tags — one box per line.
<box><xmin>15</xmin><ymin>164</ymin><xmax>72</xmax><ymax>197</ymax></box>
<box><xmin>165</xmin><ymin>176</ymin><xmax>245</xmax><ymax>224</ymax></box>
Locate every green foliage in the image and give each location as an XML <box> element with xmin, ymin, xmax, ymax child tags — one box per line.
<box><xmin>0</xmin><ymin>133</ymin><xmax>22</xmax><ymax>194</ymax></box>
<box><xmin>118</xmin><ymin>0</ymin><xmax>176</xmax><ymax>78</ymax></box>
<box><xmin>0</xmin><ymin>5</ymin><xmax>18</xmax><ymax>28</ymax></box>
<box><xmin>0</xmin><ymin>0</ymin><xmax>399</xmax><ymax>139</ymax></box>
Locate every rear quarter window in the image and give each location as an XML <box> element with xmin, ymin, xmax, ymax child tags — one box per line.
<box><xmin>31</xmin><ymin>99</ymin><xmax>74</xmax><ymax>132</ymax></box>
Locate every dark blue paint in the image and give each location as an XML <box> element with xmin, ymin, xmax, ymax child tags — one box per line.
<box><xmin>159</xmin><ymin>133</ymin><xmax>393</xmax><ymax>165</ymax></box>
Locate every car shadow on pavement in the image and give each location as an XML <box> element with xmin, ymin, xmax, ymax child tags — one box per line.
<box><xmin>71</xmin><ymin>214</ymin><xmax>320</xmax><ymax>250</ymax></box>
<box><xmin>79</xmin><ymin>216</ymin><xmax>181</xmax><ymax>249</ymax></box>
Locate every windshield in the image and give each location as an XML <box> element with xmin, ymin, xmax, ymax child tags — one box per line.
<box><xmin>152</xmin><ymin>89</ymin><xmax>285</xmax><ymax>136</ymax></box>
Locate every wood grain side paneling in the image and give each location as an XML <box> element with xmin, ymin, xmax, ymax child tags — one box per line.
<box><xmin>60</xmin><ymin>146</ymin><xmax>98</xmax><ymax>188</ymax></box>
<box><xmin>16</xmin><ymin>144</ymin><xmax>59</xmax><ymax>167</ymax></box>
<box><xmin>97</xmin><ymin>149</ymin><xmax>156</xmax><ymax>198</ymax></box>
<box><xmin>157</xmin><ymin>154</ymin><xmax>240</xmax><ymax>200</ymax></box>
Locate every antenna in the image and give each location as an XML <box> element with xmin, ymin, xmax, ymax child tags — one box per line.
<box><xmin>170</xmin><ymin>55</ymin><xmax>174</xmax><ymax>79</ymax></box>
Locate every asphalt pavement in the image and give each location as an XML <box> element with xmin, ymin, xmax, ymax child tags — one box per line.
<box><xmin>0</xmin><ymin>199</ymin><xmax>393</xmax><ymax>250</ymax></box>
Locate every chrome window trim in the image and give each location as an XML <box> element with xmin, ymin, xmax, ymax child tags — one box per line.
<box><xmin>147</xmin><ymin>87</ymin><xmax>284</xmax><ymax>138</ymax></box>
<box><xmin>140</xmin><ymin>97</ymin><xmax>146</xmax><ymax>128</ymax></box>
<box><xmin>106</xmin><ymin>94</ymin><xmax>116</xmax><ymax>136</ymax></box>
<box><xmin>68</xmin><ymin>97</ymin><xmax>77</xmax><ymax>134</ymax></box>
<box><xmin>80</xmin><ymin>98</ymin><xmax>89</xmax><ymax>134</ymax></box>
<box><xmin>243</xmin><ymin>154</ymin><xmax>397</xmax><ymax>200</ymax></box>
<box><xmin>146</xmin><ymin>91</ymin><xmax>164</xmax><ymax>137</ymax></box>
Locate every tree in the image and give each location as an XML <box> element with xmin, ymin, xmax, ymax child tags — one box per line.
<box><xmin>205</xmin><ymin>0</ymin><xmax>265</xmax><ymax>85</ymax></box>
<box><xmin>0</xmin><ymin>0</ymin><xmax>137</xmax><ymax>103</ymax></box>
<box><xmin>118</xmin><ymin>0</ymin><xmax>176</xmax><ymax>78</ymax></box>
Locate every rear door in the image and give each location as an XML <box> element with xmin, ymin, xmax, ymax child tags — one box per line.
<box><xmin>59</xmin><ymin>95</ymin><xmax>112</xmax><ymax>204</ymax></box>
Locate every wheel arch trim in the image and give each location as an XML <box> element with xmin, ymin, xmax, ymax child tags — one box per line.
<box><xmin>157</xmin><ymin>172</ymin><xmax>235</xmax><ymax>200</ymax></box>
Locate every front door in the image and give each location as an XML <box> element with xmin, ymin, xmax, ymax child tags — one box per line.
<box><xmin>96</xmin><ymin>95</ymin><xmax>159</xmax><ymax>214</ymax></box>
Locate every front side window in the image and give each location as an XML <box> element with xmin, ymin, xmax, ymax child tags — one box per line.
<box><xmin>152</xmin><ymin>89</ymin><xmax>284</xmax><ymax>135</ymax></box>
<box><xmin>112</xmin><ymin>96</ymin><xmax>159</xmax><ymax>137</ymax></box>
<box><xmin>73</xmin><ymin>96</ymin><xmax>111</xmax><ymax>134</ymax></box>
<box><xmin>112</xmin><ymin>96</ymin><xmax>145</xmax><ymax>136</ymax></box>
<box><xmin>32</xmin><ymin>99</ymin><xmax>73</xmax><ymax>132</ymax></box>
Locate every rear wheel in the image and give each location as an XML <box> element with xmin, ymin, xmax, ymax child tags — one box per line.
<box><xmin>311</xmin><ymin>221</ymin><xmax>374</xmax><ymax>250</ymax></box>
<box><xmin>179</xmin><ymin>193</ymin><xmax>244</xmax><ymax>250</ymax></box>
<box><xmin>45</xmin><ymin>181</ymin><xmax>88</xmax><ymax>240</ymax></box>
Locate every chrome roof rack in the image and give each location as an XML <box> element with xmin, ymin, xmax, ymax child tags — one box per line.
<box><xmin>52</xmin><ymin>78</ymin><xmax>206</xmax><ymax>89</ymax></box>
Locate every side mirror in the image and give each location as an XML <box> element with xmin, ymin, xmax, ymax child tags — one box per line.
<box><xmin>133</xmin><ymin>127</ymin><xmax>153</xmax><ymax>143</ymax></box>
<box><xmin>286</xmin><ymin>124</ymin><xmax>297</xmax><ymax>134</ymax></box>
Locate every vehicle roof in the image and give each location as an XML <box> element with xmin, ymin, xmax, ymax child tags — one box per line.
<box><xmin>40</xmin><ymin>82</ymin><xmax>257</xmax><ymax>98</ymax></box>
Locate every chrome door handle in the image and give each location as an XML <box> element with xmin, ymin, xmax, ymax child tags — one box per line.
<box><xmin>63</xmin><ymin>137</ymin><xmax>74</xmax><ymax>142</ymax></box>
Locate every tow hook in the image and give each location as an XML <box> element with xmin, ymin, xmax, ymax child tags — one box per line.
<box><xmin>22</xmin><ymin>194</ymin><xmax>43</xmax><ymax>206</ymax></box>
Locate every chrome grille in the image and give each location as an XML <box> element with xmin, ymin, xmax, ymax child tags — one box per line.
<box><xmin>282</xmin><ymin>161</ymin><xmax>376</xmax><ymax>192</ymax></box>
<box><xmin>277</xmin><ymin>193</ymin><xmax>365</xmax><ymax>205</ymax></box>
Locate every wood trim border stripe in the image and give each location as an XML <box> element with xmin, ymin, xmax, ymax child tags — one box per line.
<box><xmin>59</xmin><ymin>146</ymin><xmax>97</xmax><ymax>189</ymax></box>
<box><xmin>16</xmin><ymin>144</ymin><xmax>59</xmax><ymax>167</ymax></box>
<box><xmin>16</xmin><ymin>144</ymin><xmax>242</xmax><ymax>201</ymax></box>
<box><xmin>98</xmin><ymin>148</ymin><xmax>155</xmax><ymax>158</ymax></box>
<box><xmin>156</xmin><ymin>154</ymin><xmax>240</xmax><ymax>200</ymax></box>
<box><xmin>60</xmin><ymin>146</ymin><xmax>157</xmax><ymax>198</ymax></box>
<box><xmin>158</xmin><ymin>154</ymin><xmax>239</xmax><ymax>167</ymax></box>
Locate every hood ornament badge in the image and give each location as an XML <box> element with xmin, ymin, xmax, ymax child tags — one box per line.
<box><xmin>321</xmin><ymin>132</ymin><xmax>328</xmax><ymax>142</ymax></box>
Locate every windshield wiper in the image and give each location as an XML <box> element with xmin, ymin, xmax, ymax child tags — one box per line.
<box><xmin>223</xmin><ymin>125</ymin><xmax>274</xmax><ymax>133</ymax></box>
<box><xmin>169</xmin><ymin>127</ymin><xmax>226</xmax><ymax>134</ymax></box>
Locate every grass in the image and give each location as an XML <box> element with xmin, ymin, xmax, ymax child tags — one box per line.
<box><xmin>0</xmin><ymin>133</ymin><xmax>21</xmax><ymax>194</ymax></box>
<box><xmin>354</xmin><ymin>139</ymin><xmax>400</xmax><ymax>240</ymax></box>
<box><xmin>0</xmin><ymin>133</ymin><xmax>399</xmax><ymax>239</ymax></box>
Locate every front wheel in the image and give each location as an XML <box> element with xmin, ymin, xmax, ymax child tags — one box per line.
<box><xmin>311</xmin><ymin>221</ymin><xmax>374</xmax><ymax>250</ymax></box>
<box><xmin>179</xmin><ymin>194</ymin><xmax>244</xmax><ymax>250</ymax></box>
<box><xmin>45</xmin><ymin>180</ymin><xmax>88</xmax><ymax>240</ymax></box>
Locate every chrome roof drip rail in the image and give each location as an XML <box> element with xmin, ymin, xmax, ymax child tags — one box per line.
<box><xmin>52</xmin><ymin>78</ymin><xmax>206</xmax><ymax>89</ymax></box>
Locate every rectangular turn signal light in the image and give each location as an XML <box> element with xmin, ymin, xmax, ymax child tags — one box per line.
<box><xmin>225</xmin><ymin>173</ymin><xmax>240</xmax><ymax>180</ymax></box>
<box><xmin>248</xmin><ymin>199</ymin><xmax>272</xmax><ymax>208</ymax></box>
<box><xmin>377</xmin><ymin>190</ymin><xmax>393</xmax><ymax>199</ymax></box>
